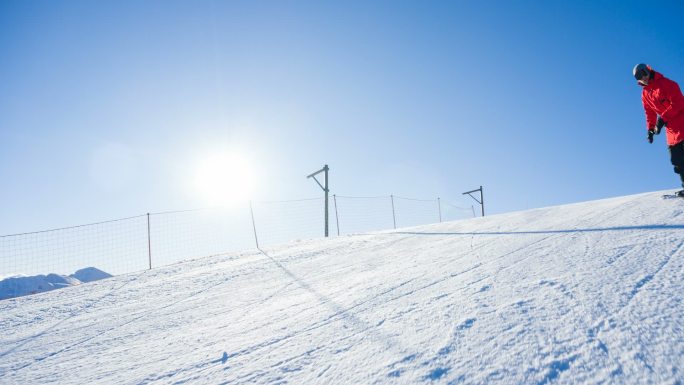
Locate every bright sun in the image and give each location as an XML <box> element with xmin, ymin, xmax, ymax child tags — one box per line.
<box><xmin>193</xmin><ymin>151</ymin><xmax>257</xmax><ymax>207</ymax></box>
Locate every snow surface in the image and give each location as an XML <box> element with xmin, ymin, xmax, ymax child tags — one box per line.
<box><xmin>1</xmin><ymin>191</ymin><xmax>683</xmax><ymax>384</ymax></box>
<box><xmin>0</xmin><ymin>268</ymin><xmax>112</xmax><ymax>301</ymax></box>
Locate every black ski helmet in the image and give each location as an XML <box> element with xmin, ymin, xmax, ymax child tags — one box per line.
<box><xmin>633</xmin><ymin>63</ymin><xmax>651</xmax><ymax>80</ymax></box>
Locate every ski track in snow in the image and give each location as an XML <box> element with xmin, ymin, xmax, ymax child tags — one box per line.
<box><xmin>1</xmin><ymin>191</ymin><xmax>684</xmax><ymax>384</ymax></box>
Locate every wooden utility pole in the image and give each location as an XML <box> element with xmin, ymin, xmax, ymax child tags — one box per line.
<box><xmin>462</xmin><ymin>186</ymin><xmax>485</xmax><ymax>217</ymax></box>
<box><xmin>307</xmin><ymin>165</ymin><xmax>330</xmax><ymax>237</ymax></box>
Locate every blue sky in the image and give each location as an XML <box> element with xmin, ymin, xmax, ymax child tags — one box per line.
<box><xmin>1</xmin><ymin>0</ymin><xmax>684</xmax><ymax>234</ymax></box>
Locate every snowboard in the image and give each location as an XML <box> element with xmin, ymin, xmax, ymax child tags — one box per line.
<box><xmin>662</xmin><ymin>192</ymin><xmax>684</xmax><ymax>199</ymax></box>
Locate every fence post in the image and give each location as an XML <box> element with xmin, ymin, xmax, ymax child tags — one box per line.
<box><xmin>438</xmin><ymin>197</ymin><xmax>442</xmax><ymax>223</ymax></box>
<box><xmin>250</xmin><ymin>201</ymin><xmax>260</xmax><ymax>249</ymax></box>
<box><xmin>390</xmin><ymin>195</ymin><xmax>396</xmax><ymax>229</ymax></box>
<box><xmin>333</xmin><ymin>194</ymin><xmax>340</xmax><ymax>236</ymax></box>
<box><xmin>147</xmin><ymin>213</ymin><xmax>152</xmax><ymax>270</ymax></box>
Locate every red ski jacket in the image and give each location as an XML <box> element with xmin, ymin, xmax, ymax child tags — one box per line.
<box><xmin>641</xmin><ymin>71</ymin><xmax>684</xmax><ymax>146</ymax></box>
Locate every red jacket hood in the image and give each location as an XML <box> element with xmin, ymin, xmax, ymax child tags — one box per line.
<box><xmin>641</xmin><ymin>71</ymin><xmax>664</xmax><ymax>89</ymax></box>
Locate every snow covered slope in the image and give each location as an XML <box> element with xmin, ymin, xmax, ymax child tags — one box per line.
<box><xmin>1</xmin><ymin>191</ymin><xmax>683</xmax><ymax>384</ymax></box>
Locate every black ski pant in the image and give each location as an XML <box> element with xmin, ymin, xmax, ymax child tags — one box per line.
<box><xmin>669</xmin><ymin>140</ymin><xmax>684</xmax><ymax>188</ymax></box>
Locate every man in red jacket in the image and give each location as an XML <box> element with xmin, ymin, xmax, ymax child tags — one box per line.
<box><xmin>634</xmin><ymin>63</ymin><xmax>684</xmax><ymax>196</ymax></box>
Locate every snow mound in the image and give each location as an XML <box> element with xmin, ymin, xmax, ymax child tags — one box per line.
<box><xmin>0</xmin><ymin>267</ymin><xmax>112</xmax><ymax>300</ymax></box>
<box><xmin>1</xmin><ymin>191</ymin><xmax>683</xmax><ymax>384</ymax></box>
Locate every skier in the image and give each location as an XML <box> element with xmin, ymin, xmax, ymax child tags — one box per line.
<box><xmin>634</xmin><ymin>63</ymin><xmax>684</xmax><ymax>197</ymax></box>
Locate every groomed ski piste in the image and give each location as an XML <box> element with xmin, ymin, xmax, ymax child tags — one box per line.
<box><xmin>1</xmin><ymin>190</ymin><xmax>683</xmax><ymax>384</ymax></box>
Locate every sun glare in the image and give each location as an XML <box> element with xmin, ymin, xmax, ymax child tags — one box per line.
<box><xmin>193</xmin><ymin>151</ymin><xmax>257</xmax><ymax>207</ymax></box>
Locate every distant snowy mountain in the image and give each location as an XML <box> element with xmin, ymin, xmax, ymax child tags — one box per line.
<box><xmin>1</xmin><ymin>191</ymin><xmax>683</xmax><ymax>384</ymax></box>
<box><xmin>0</xmin><ymin>267</ymin><xmax>111</xmax><ymax>300</ymax></box>
<box><xmin>70</xmin><ymin>267</ymin><xmax>112</xmax><ymax>283</ymax></box>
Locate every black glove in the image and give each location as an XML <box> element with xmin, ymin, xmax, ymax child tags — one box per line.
<box><xmin>648</xmin><ymin>129</ymin><xmax>655</xmax><ymax>143</ymax></box>
<box><xmin>656</xmin><ymin>116</ymin><xmax>666</xmax><ymax>133</ymax></box>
